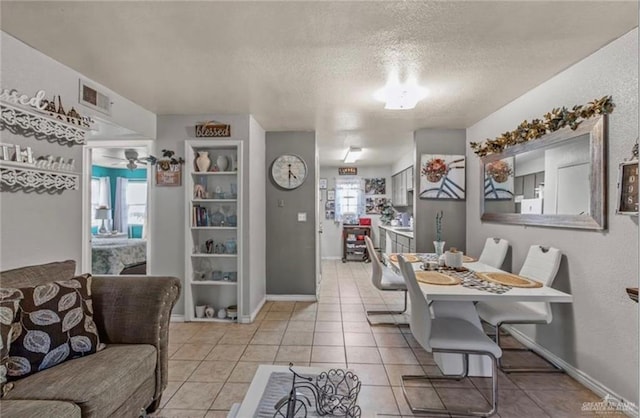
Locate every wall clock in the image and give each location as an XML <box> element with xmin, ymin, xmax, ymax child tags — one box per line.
<box><xmin>271</xmin><ymin>154</ymin><xmax>307</xmax><ymax>190</ymax></box>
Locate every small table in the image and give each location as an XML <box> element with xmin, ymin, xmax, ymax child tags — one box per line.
<box><xmin>231</xmin><ymin>365</ymin><xmax>326</xmax><ymax>417</ymax></box>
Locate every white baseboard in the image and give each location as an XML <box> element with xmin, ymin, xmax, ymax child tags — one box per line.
<box><xmin>170</xmin><ymin>314</ymin><xmax>185</xmax><ymax>322</ymax></box>
<box><xmin>239</xmin><ymin>296</ymin><xmax>266</xmax><ymax>324</ymax></box>
<box><xmin>266</xmin><ymin>294</ymin><xmax>317</xmax><ymax>302</ymax></box>
<box><xmin>322</xmin><ymin>256</ymin><xmax>342</xmax><ymax>260</ymax></box>
<box><xmin>504</xmin><ymin>325</ymin><xmax>638</xmax><ymax>418</ymax></box>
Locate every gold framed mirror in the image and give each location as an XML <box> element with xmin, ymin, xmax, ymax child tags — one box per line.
<box><xmin>480</xmin><ymin>115</ymin><xmax>607</xmax><ymax>230</ymax></box>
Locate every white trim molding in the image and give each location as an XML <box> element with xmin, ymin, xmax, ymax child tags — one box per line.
<box><xmin>266</xmin><ymin>294</ymin><xmax>317</xmax><ymax>302</ymax></box>
<box><xmin>240</xmin><ymin>296</ymin><xmax>266</xmax><ymax>324</ymax></box>
<box><xmin>170</xmin><ymin>314</ymin><xmax>185</xmax><ymax>322</ymax></box>
<box><xmin>505</xmin><ymin>326</ymin><xmax>638</xmax><ymax>418</ymax></box>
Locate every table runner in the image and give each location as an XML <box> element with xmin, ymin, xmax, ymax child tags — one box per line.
<box><xmin>445</xmin><ymin>269</ymin><xmax>512</xmax><ymax>294</ymax></box>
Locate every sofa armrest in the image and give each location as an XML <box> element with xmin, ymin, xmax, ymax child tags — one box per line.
<box><xmin>91</xmin><ymin>275</ymin><xmax>181</xmax><ymax>403</ymax></box>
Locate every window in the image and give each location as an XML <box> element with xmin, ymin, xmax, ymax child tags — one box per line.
<box><xmin>91</xmin><ymin>177</ymin><xmax>111</xmax><ymax>228</ymax></box>
<box><xmin>335</xmin><ymin>178</ymin><xmax>364</xmax><ymax>223</ymax></box>
<box><xmin>126</xmin><ymin>181</ymin><xmax>147</xmax><ymax>225</ymax></box>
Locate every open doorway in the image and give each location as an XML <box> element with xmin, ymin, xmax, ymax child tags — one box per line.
<box><xmin>82</xmin><ymin>140</ymin><xmax>153</xmax><ymax>275</ymax></box>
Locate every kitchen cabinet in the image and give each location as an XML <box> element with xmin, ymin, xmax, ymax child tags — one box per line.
<box><xmin>406</xmin><ymin>166</ymin><xmax>414</xmax><ymax>192</ymax></box>
<box><xmin>379</xmin><ymin>226</ymin><xmax>414</xmax><ymax>259</ymax></box>
<box><xmin>391</xmin><ymin>166</ymin><xmax>414</xmax><ymax>207</ymax></box>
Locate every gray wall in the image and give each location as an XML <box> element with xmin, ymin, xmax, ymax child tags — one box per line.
<box><xmin>153</xmin><ymin>114</ymin><xmax>266</xmax><ymax>319</ymax></box>
<box><xmin>266</xmin><ymin>131</ymin><xmax>316</xmax><ymax>295</ymax></box>
<box><xmin>414</xmin><ymin>129</ymin><xmax>467</xmax><ymax>253</ymax></box>
<box><xmin>466</xmin><ymin>28</ymin><xmax>638</xmax><ymax>402</ymax></box>
<box><xmin>0</xmin><ymin>31</ymin><xmax>156</xmax><ymax>271</ymax></box>
<box><xmin>319</xmin><ymin>165</ymin><xmax>392</xmax><ymax>259</ymax></box>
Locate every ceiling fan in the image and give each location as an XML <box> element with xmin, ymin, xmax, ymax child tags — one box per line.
<box><xmin>101</xmin><ymin>149</ymin><xmax>148</xmax><ymax>170</ymax></box>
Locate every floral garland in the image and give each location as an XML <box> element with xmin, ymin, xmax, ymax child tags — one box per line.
<box><xmin>470</xmin><ymin>96</ymin><xmax>615</xmax><ymax>157</ymax></box>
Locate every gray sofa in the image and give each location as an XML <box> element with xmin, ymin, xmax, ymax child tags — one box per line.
<box><xmin>0</xmin><ymin>260</ymin><xmax>181</xmax><ymax>418</ymax></box>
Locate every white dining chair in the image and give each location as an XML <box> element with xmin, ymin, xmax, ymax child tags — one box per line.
<box><xmin>478</xmin><ymin>237</ymin><xmax>510</xmax><ymax>269</ymax></box>
<box><xmin>475</xmin><ymin>245</ymin><xmax>563</xmax><ymax>373</ymax></box>
<box><xmin>363</xmin><ymin>236</ymin><xmax>407</xmax><ymax>325</ymax></box>
<box><xmin>397</xmin><ymin>256</ymin><xmax>502</xmax><ymax>417</ymax></box>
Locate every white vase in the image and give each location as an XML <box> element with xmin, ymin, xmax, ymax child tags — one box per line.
<box><xmin>196</xmin><ymin>151</ymin><xmax>211</xmax><ymax>172</ymax></box>
<box><xmin>216</xmin><ymin>155</ymin><xmax>228</xmax><ymax>172</ymax></box>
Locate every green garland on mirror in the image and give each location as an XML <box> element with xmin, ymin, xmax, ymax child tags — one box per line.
<box><xmin>470</xmin><ymin>96</ymin><xmax>615</xmax><ymax>157</ymax></box>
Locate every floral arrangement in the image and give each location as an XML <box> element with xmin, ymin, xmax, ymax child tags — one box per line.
<box><xmin>435</xmin><ymin>210</ymin><xmax>444</xmax><ymax>242</ymax></box>
<box><xmin>485</xmin><ymin>160</ymin><xmax>513</xmax><ymax>183</ymax></box>
<box><xmin>422</xmin><ymin>158</ymin><xmax>447</xmax><ymax>183</ymax></box>
<box><xmin>148</xmin><ymin>149</ymin><xmax>185</xmax><ymax>171</ymax></box>
<box><xmin>470</xmin><ymin>96</ymin><xmax>615</xmax><ymax>157</ymax></box>
<box><xmin>379</xmin><ymin>200</ymin><xmax>395</xmax><ymax>225</ymax></box>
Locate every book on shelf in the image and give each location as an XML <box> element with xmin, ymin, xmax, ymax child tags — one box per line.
<box><xmin>192</xmin><ymin>205</ymin><xmax>210</xmax><ymax>227</ymax></box>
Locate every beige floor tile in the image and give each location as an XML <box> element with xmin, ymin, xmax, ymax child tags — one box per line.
<box><xmin>508</xmin><ymin>373</ymin><xmax>587</xmax><ymax>391</ymax></box>
<box><xmin>477</xmin><ymin>388</ymin><xmax>551</xmax><ymax>417</ymax></box>
<box><xmin>342</xmin><ymin>312</ymin><xmax>368</xmax><ymax>322</ymax></box>
<box><xmin>316</xmin><ymin>311</ymin><xmax>342</xmax><ymax>322</ymax></box>
<box><xmin>348</xmin><ymin>363</ymin><xmax>389</xmax><ymax>386</ymax></box>
<box><xmin>286</xmin><ymin>320</ymin><xmax>315</xmax><ymax>332</ymax></box>
<box><xmin>258</xmin><ymin>320</ymin><xmax>288</xmax><ymax>332</ymax></box>
<box><xmin>186</xmin><ymin>330</ymin><xmax>226</xmax><ymax>344</ymax></box>
<box><xmin>205</xmin><ymin>344</ymin><xmax>246</xmax><ymax>362</ymax></box>
<box><xmin>411</xmin><ymin>348</ymin><xmax>436</xmax><ymax>365</ymax></box>
<box><xmin>264</xmin><ymin>310</ymin><xmax>292</xmax><ymax>320</ymax></box>
<box><xmin>168</xmin><ymin>343</ymin><xmax>183</xmax><ymax>358</ymax></box>
<box><xmin>313</xmin><ymin>332</ymin><xmax>345</xmax><ymax>346</ymax></box>
<box><xmin>310</xmin><ymin>362</ymin><xmax>347</xmax><ymax>369</ymax></box>
<box><xmin>204</xmin><ymin>411</ymin><xmax>229</xmax><ymax>418</ymax></box>
<box><xmin>317</xmin><ymin>303</ymin><xmax>341</xmax><ymax>312</ymax></box>
<box><xmin>290</xmin><ymin>310</ymin><xmax>317</xmax><ymax>321</ymax></box>
<box><xmin>340</xmin><ymin>297</ymin><xmax>363</xmax><ymax>304</ymax></box>
<box><xmin>156</xmin><ymin>409</ymin><xmax>206</xmax><ymax>418</ymax></box>
<box><xmin>228</xmin><ymin>361</ymin><xmax>265</xmax><ymax>383</ymax></box>
<box><xmin>314</xmin><ymin>321</ymin><xmax>343</xmax><ymax>333</ymax></box>
<box><xmin>218</xmin><ymin>333</ymin><xmax>253</xmax><ymax>345</ymax></box>
<box><xmin>384</xmin><ymin>364</ymin><xmax>429</xmax><ymax>387</ymax></box>
<box><xmin>311</xmin><ymin>346</ymin><xmax>346</xmax><ymax>363</ymax></box>
<box><xmin>171</xmin><ymin>343</ymin><xmax>216</xmax><ymax>360</ymax></box>
<box><xmin>342</xmin><ymin>321</ymin><xmax>372</xmax><ymax>333</ymax></box>
<box><xmin>270</xmin><ymin>301</ymin><xmax>296</xmax><ymax>312</ymax></box>
<box><xmin>293</xmin><ymin>301</ymin><xmax>317</xmax><ymax>311</ymax></box>
<box><xmin>421</xmin><ymin>365</ymin><xmax>474</xmax><ymax>389</ymax></box>
<box><xmin>526</xmin><ymin>389</ymin><xmax>600</xmax><ymax>418</ymax></box>
<box><xmin>344</xmin><ymin>332</ymin><xmax>376</xmax><ymax>347</ymax></box>
<box><xmin>341</xmin><ymin>303</ymin><xmax>364</xmax><ymax>313</ymax></box>
<box><xmin>379</xmin><ymin>347</ymin><xmax>419</xmax><ymax>365</ymax></box>
<box><xmin>276</xmin><ymin>345</ymin><xmax>312</xmax><ymax>362</ymax></box>
<box><xmin>358</xmin><ymin>385</ymin><xmax>400</xmax><ymax>416</ymax></box>
<box><xmin>374</xmin><ymin>332</ymin><xmax>409</xmax><ymax>347</ymax></box>
<box><xmin>392</xmin><ymin>385</ymin><xmax>445</xmax><ymax>416</ymax></box>
<box><xmin>210</xmin><ymin>383</ymin><xmax>250</xmax><ymax>410</ymax></box>
<box><xmin>250</xmin><ymin>330</ymin><xmax>284</xmax><ymax>345</ymax></box>
<box><xmin>160</xmin><ymin>381</ymin><xmax>184</xmax><ymax>408</ymax></box>
<box><xmin>165</xmin><ymin>382</ymin><xmax>223</xmax><ymax>410</ymax></box>
<box><xmin>346</xmin><ymin>346</ymin><xmax>382</xmax><ymax>364</ymax></box>
<box><xmin>435</xmin><ymin>387</ymin><xmax>491</xmax><ymax>413</ymax></box>
<box><xmin>168</xmin><ymin>360</ymin><xmax>200</xmax><ymax>382</ymax></box>
<box><xmin>240</xmin><ymin>344</ymin><xmax>279</xmax><ymax>362</ymax></box>
<box><xmin>188</xmin><ymin>360</ymin><xmax>236</xmax><ymax>383</ymax></box>
<box><xmin>281</xmin><ymin>331</ymin><xmax>314</xmax><ymax>346</ymax></box>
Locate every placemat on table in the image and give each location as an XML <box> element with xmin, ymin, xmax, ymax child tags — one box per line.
<box><xmin>476</xmin><ymin>272</ymin><xmax>542</xmax><ymax>288</ymax></box>
<box><xmin>389</xmin><ymin>253</ymin><xmax>421</xmax><ymax>263</ymax></box>
<box><xmin>446</xmin><ymin>270</ymin><xmax>512</xmax><ymax>294</ymax></box>
<box><xmin>462</xmin><ymin>255</ymin><xmax>475</xmax><ymax>263</ymax></box>
<box><xmin>415</xmin><ymin>271</ymin><xmax>461</xmax><ymax>285</ymax></box>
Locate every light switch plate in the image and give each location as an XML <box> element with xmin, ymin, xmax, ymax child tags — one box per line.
<box><xmin>278</xmin><ymin>199</ymin><xmax>285</xmax><ymax>207</ymax></box>
<box><xmin>297</xmin><ymin>212</ymin><xmax>307</xmax><ymax>222</ymax></box>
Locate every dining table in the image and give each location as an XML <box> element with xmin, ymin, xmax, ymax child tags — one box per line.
<box><xmin>388</xmin><ymin>253</ymin><xmax>573</xmax><ymax>377</ymax></box>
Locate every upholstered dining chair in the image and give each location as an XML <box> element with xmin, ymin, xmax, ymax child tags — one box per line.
<box><xmin>397</xmin><ymin>256</ymin><xmax>502</xmax><ymax>417</ymax></box>
<box><xmin>475</xmin><ymin>245</ymin><xmax>563</xmax><ymax>373</ymax></box>
<box><xmin>363</xmin><ymin>236</ymin><xmax>407</xmax><ymax>325</ymax></box>
<box><xmin>478</xmin><ymin>237</ymin><xmax>510</xmax><ymax>269</ymax></box>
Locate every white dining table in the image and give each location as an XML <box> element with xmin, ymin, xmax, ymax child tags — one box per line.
<box><xmin>389</xmin><ymin>255</ymin><xmax>572</xmax><ymax>377</ymax></box>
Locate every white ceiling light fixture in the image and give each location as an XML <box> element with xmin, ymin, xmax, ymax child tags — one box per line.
<box><xmin>374</xmin><ymin>77</ymin><xmax>428</xmax><ymax>110</ymax></box>
<box><xmin>344</xmin><ymin>147</ymin><xmax>363</xmax><ymax>163</ymax></box>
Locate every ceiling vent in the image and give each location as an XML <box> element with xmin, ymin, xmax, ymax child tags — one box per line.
<box><xmin>79</xmin><ymin>79</ymin><xmax>112</xmax><ymax>116</ymax></box>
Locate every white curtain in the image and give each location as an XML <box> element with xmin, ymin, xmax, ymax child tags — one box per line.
<box><xmin>97</xmin><ymin>177</ymin><xmax>111</xmax><ymax>209</ymax></box>
<box><xmin>334</xmin><ymin>177</ymin><xmax>365</xmax><ymax>223</ymax></box>
<box><xmin>114</xmin><ymin>178</ymin><xmax>129</xmax><ymax>235</ymax></box>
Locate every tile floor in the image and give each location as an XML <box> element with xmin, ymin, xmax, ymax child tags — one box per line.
<box><xmin>153</xmin><ymin>260</ymin><xmax>616</xmax><ymax>417</ymax></box>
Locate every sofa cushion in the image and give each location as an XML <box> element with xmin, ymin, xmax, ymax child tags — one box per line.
<box><xmin>4</xmin><ymin>344</ymin><xmax>157</xmax><ymax>417</ymax></box>
<box><xmin>0</xmin><ymin>399</ymin><xmax>81</xmax><ymax>418</ymax></box>
<box><xmin>7</xmin><ymin>274</ymin><xmax>104</xmax><ymax>380</ymax></box>
<box><xmin>0</xmin><ymin>260</ymin><xmax>76</xmax><ymax>288</ymax></box>
<box><xmin>0</xmin><ymin>291</ymin><xmax>22</xmax><ymax>397</ymax></box>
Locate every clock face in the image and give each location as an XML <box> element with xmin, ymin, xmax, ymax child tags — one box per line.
<box><xmin>271</xmin><ymin>154</ymin><xmax>307</xmax><ymax>189</ymax></box>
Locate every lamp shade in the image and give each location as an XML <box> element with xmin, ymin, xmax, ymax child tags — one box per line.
<box><xmin>95</xmin><ymin>208</ymin><xmax>110</xmax><ymax>220</ymax></box>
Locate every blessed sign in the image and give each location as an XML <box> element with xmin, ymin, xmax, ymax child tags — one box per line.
<box><xmin>339</xmin><ymin>167</ymin><xmax>358</xmax><ymax>175</ymax></box>
<box><xmin>195</xmin><ymin>121</ymin><xmax>231</xmax><ymax>138</ymax></box>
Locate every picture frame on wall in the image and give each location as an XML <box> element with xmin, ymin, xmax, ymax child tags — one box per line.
<box><xmin>617</xmin><ymin>159</ymin><xmax>639</xmax><ymax>215</ymax></box>
<box><xmin>364</xmin><ymin>178</ymin><xmax>386</xmax><ymax>195</ymax></box>
<box><xmin>327</xmin><ymin>189</ymin><xmax>335</xmax><ymax>201</ymax></box>
<box><xmin>419</xmin><ymin>154</ymin><xmax>466</xmax><ymax>200</ymax></box>
<box><xmin>319</xmin><ymin>178</ymin><xmax>328</xmax><ymax>189</ymax></box>
<box><xmin>156</xmin><ymin>164</ymin><xmax>182</xmax><ymax>187</ymax></box>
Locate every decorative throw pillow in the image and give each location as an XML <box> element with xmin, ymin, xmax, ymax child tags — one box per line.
<box><xmin>0</xmin><ymin>289</ymin><xmax>23</xmax><ymax>397</ymax></box>
<box><xmin>6</xmin><ymin>274</ymin><xmax>105</xmax><ymax>380</ymax></box>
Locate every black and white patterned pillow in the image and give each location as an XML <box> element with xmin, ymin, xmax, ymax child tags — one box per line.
<box><xmin>0</xmin><ymin>289</ymin><xmax>23</xmax><ymax>396</ymax></box>
<box><xmin>6</xmin><ymin>274</ymin><xmax>104</xmax><ymax>380</ymax></box>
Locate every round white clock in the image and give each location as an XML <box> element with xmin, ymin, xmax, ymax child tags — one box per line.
<box><xmin>271</xmin><ymin>154</ymin><xmax>307</xmax><ymax>189</ymax></box>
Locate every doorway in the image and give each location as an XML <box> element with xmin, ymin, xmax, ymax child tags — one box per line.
<box><xmin>82</xmin><ymin>140</ymin><xmax>154</xmax><ymax>275</ymax></box>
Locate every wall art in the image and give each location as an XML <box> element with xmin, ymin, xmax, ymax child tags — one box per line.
<box><xmin>366</xmin><ymin>197</ymin><xmax>387</xmax><ymax>214</ymax></box>
<box><xmin>419</xmin><ymin>154</ymin><xmax>466</xmax><ymax>200</ymax></box>
<box><xmin>484</xmin><ymin>157</ymin><xmax>514</xmax><ymax>200</ymax></box>
<box><xmin>364</xmin><ymin>178</ymin><xmax>386</xmax><ymax>195</ymax></box>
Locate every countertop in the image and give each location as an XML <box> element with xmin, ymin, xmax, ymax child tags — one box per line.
<box><xmin>379</xmin><ymin>224</ymin><xmax>414</xmax><ymax>239</ymax></box>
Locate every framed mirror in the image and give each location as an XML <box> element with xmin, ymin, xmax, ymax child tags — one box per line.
<box><xmin>480</xmin><ymin>115</ymin><xmax>606</xmax><ymax>230</ymax></box>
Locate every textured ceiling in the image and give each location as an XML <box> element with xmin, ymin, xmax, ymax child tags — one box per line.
<box><xmin>1</xmin><ymin>1</ymin><xmax>637</xmax><ymax>166</ymax></box>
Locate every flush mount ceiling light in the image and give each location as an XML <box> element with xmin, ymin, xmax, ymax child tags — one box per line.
<box><xmin>374</xmin><ymin>78</ymin><xmax>428</xmax><ymax>110</ymax></box>
<box><xmin>344</xmin><ymin>147</ymin><xmax>362</xmax><ymax>163</ymax></box>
